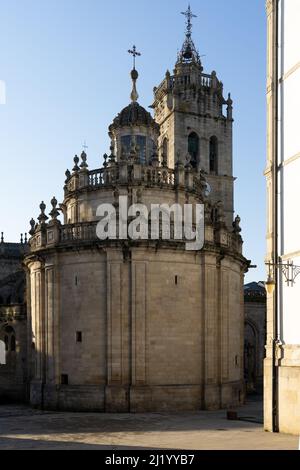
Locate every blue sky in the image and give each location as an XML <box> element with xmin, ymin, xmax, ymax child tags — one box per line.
<box><xmin>0</xmin><ymin>0</ymin><xmax>266</xmax><ymax>282</ymax></box>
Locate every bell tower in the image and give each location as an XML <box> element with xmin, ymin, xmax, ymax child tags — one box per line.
<box><xmin>152</xmin><ymin>5</ymin><xmax>235</xmax><ymax>226</ymax></box>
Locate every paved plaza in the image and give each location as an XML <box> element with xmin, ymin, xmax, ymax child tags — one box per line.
<box><xmin>0</xmin><ymin>397</ymin><xmax>298</xmax><ymax>450</ymax></box>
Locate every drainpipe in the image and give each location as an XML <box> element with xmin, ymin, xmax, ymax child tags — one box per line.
<box><xmin>272</xmin><ymin>0</ymin><xmax>279</xmax><ymax>434</ymax></box>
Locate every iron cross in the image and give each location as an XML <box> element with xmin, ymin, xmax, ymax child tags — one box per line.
<box><xmin>128</xmin><ymin>45</ymin><xmax>141</xmax><ymax>70</ymax></box>
<box><xmin>181</xmin><ymin>5</ymin><xmax>197</xmax><ymax>36</ymax></box>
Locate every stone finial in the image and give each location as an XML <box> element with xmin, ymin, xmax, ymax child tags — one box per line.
<box><xmin>103</xmin><ymin>153</ymin><xmax>108</xmax><ymax>168</ymax></box>
<box><xmin>185</xmin><ymin>154</ymin><xmax>193</xmax><ymax>170</ymax></box>
<box><xmin>227</xmin><ymin>93</ymin><xmax>233</xmax><ymax>120</ymax></box>
<box><xmin>25</xmin><ymin>233</ymin><xmax>28</xmax><ymax>244</ymax></box>
<box><xmin>72</xmin><ymin>155</ymin><xmax>80</xmax><ymax>173</ymax></box>
<box><xmin>108</xmin><ymin>145</ymin><xmax>116</xmax><ymax>164</ymax></box>
<box><xmin>65</xmin><ymin>169</ymin><xmax>71</xmax><ymax>183</ymax></box>
<box><xmin>150</xmin><ymin>151</ymin><xmax>159</xmax><ymax>167</ymax></box>
<box><xmin>80</xmin><ymin>151</ymin><xmax>88</xmax><ymax>170</ymax></box>
<box><xmin>233</xmin><ymin>215</ymin><xmax>242</xmax><ymax>234</ymax></box>
<box><xmin>211</xmin><ymin>70</ymin><xmax>218</xmax><ymax>88</ymax></box>
<box><xmin>29</xmin><ymin>219</ymin><xmax>36</xmax><ymax>236</ymax></box>
<box><xmin>165</xmin><ymin>70</ymin><xmax>171</xmax><ymax>86</ymax></box>
<box><xmin>38</xmin><ymin>201</ymin><xmax>49</xmax><ymax>226</ymax></box>
<box><xmin>20</xmin><ymin>234</ymin><xmax>23</xmax><ymax>244</ymax></box>
<box><xmin>49</xmin><ymin>197</ymin><xmax>60</xmax><ymax>221</ymax></box>
<box><xmin>0</xmin><ymin>232</ymin><xmax>3</xmax><ymax>243</ymax></box>
<box><xmin>130</xmin><ymin>68</ymin><xmax>139</xmax><ymax>103</ymax></box>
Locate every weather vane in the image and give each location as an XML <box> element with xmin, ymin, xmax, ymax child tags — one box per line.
<box><xmin>128</xmin><ymin>45</ymin><xmax>141</xmax><ymax>70</ymax></box>
<box><xmin>181</xmin><ymin>4</ymin><xmax>197</xmax><ymax>38</ymax></box>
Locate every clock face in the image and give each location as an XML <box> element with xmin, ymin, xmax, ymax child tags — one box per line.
<box><xmin>205</xmin><ymin>182</ymin><xmax>212</xmax><ymax>197</ymax></box>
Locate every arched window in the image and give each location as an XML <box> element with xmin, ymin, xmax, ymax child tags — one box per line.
<box><xmin>210</xmin><ymin>136</ymin><xmax>218</xmax><ymax>174</ymax></box>
<box><xmin>162</xmin><ymin>138</ymin><xmax>168</xmax><ymax>166</ymax></box>
<box><xmin>188</xmin><ymin>132</ymin><xmax>199</xmax><ymax>169</ymax></box>
<box><xmin>121</xmin><ymin>135</ymin><xmax>146</xmax><ymax>164</ymax></box>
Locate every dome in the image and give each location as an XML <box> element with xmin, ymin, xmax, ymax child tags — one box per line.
<box><xmin>110</xmin><ymin>102</ymin><xmax>159</xmax><ymax>131</ymax></box>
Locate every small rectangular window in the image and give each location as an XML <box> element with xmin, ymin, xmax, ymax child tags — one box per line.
<box><xmin>61</xmin><ymin>374</ymin><xmax>69</xmax><ymax>385</ymax></box>
<box><xmin>175</xmin><ymin>275</ymin><xmax>178</xmax><ymax>285</ymax></box>
<box><xmin>76</xmin><ymin>332</ymin><xmax>82</xmax><ymax>343</ymax></box>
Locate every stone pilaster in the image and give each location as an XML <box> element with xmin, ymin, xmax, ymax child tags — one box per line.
<box><xmin>203</xmin><ymin>255</ymin><xmax>219</xmax><ymax>409</ymax></box>
<box><xmin>28</xmin><ymin>260</ymin><xmax>45</xmax><ymax>406</ymax></box>
<box><xmin>105</xmin><ymin>249</ymin><xmax>130</xmax><ymax>412</ymax></box>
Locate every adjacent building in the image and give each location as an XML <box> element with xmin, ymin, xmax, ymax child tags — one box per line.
<box><xmin>265</xmin><ymin>0</ymin><xmax>300</xmax><ymax>434</ymax></box>
<box><xmin>0</xmin><ymin>237</ymin><xmax>28</xmax><ymax>402</ymax></box>
<box><xmin>244</xmin><ymin>282</ymin><xmax>266</xmax><ymax>394</ymax></box>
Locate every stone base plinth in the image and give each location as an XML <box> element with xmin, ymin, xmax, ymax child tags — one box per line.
<box><xmin>30</xmin><ymin>381</ymin><xmax>244</xmax><ymax>413</ymax></box>
<box><xmin>264</xmin><ymin>347</ymin><xmax>300</xmax><ymax>435</ymax></box>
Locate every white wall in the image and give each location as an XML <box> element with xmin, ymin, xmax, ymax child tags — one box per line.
<box><xmin>278</xmin><ymin>0</ymin><xmax>300</xmax><ymax>344</ymax></box>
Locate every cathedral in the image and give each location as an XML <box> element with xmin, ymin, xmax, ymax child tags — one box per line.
<box><xmin>0</xmin><ymin>7</ymin><xmax>249</xmax><ymax>412</ymax></box>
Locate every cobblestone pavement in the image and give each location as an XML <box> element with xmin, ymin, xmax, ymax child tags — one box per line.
<box><xmin>0</xmin><ymin>397</ymin><xmax>298</xmax><ymax>450</ymax></box>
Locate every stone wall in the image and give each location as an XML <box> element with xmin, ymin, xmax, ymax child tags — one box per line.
<box><xmin>0</xmin><ymin>307</ymin><xmax>28</xmax><ymax>402</ymax></box>
<box><xmin>264</xmin><ymin>345</ymin><xmax>300</xmax><ymax>435</ymax></box>
<box><xmin>27</xmin><ymin>243</ymin><xmax>245</xmax><ymax>412</ymax></box>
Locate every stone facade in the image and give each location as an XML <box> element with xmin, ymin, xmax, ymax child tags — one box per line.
<box><xmin>244</xmin><ymin>282</ymin><xmax>266</xmax><ymax>393</ymax></box>
<box><xmin>0</xmin><ymin>239</ymin><xmax>28</xmax><ymax>402</ymax></box>
<box><xmin>265</xmin><ymin>0</ymin><xmax>300</xmax><ymax>435</ymax></box>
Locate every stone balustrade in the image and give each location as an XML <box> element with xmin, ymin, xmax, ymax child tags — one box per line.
<box><xmin>28</xmin><ymin>217</ymin><xmax>243</xmax><ymax>256</ymax></box>
<box><xmin>155</xmin><ymin>72</ymin><xmax>215</xmax><ymax>100</ymax></box>
<box><xmin>65</xmin><ymin>161</ymin><xmax>206</xmax><ymax>197</ymax></box>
